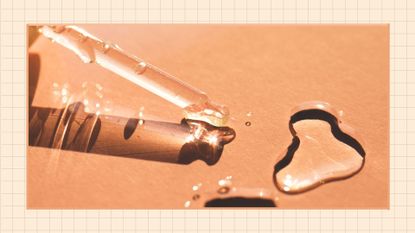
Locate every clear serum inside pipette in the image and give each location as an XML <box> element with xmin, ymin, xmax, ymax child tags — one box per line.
<box><xmin>39</xmin><ymin>25</ymin><xmax>229</xmax><ymax>127</ymax></box>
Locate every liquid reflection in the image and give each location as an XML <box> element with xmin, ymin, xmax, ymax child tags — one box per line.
<box><xmin>29</xmin><ymin>102</ymin><xmax>235</xmax><ymax>165</ymax></box>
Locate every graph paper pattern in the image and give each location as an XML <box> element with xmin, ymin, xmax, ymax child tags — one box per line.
<box><xmin>0</xmin><ymin>0</ymin><xmax>413</xmax><ymax>232</ymax></box>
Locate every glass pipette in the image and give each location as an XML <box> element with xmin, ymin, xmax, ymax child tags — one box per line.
<box><xmin>39</xmin><ymin>25</ymin><xmax>229</xmax><ymax>127</ymax></box>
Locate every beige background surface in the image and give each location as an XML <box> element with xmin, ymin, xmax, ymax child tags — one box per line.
<box><xmin>28</xmin><ymin>25</ymin><xmax>389</xmax><ymax>209</ymax></box>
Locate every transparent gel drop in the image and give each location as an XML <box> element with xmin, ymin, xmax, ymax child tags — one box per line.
<box><xmin>274</xmin><ymin>102</ymin><xmax>365</xmax><ymax>193</ymax></box>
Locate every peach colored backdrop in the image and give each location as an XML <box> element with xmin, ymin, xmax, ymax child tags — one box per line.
<box><xmin>28</xmin><ymin>25</ymin><xmax>389</xmax><ymax>208</ymax></box>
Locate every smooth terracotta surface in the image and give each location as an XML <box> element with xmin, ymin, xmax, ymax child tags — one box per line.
<box><xmin>27</xmin><ymin>25</ymin><xmax>389</xmax><ymax>208</ymax></box>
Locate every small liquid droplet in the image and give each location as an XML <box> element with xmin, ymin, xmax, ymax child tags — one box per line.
<box><xmin>102</xmin><ymin>43</ymin><xmax>110</xmax><ymax>53</ymax></box>
<box><xmin>217</xmin><ymin>186</ymin><xmax>230</xmax><ymax>194</ymax></box>
<box><xmin>184</xmin><ymin>200</ymin><xmax>191</xmax><ymax>208</ymax></box>
<box><xmin>192</xmin><ymin>194</ymin><xmax>200</xmax><ymax>201</ymax></box>
<box><xmin>192</xmin><ymin>183</ymin><xmax>202</xmax><ymax>191</ymax></box>
<box><xmin>218</xmin><ymin>178</ymin><xmax>232</xmax><ymax>187</ymax></box>
<box><xmin>245</xmin><ymin>121</ymin><xmax>251</xmax><ymax>126</ymax></box>
<box><xmin>218</xmin><ymin>175</ymin><xmax>233</xmax><ymax>188</ymax></box>
<box><xmin>246</xmin><ymin>111</ymin><xmax>253</xmax><ymax>117</ymax></box>
<box><xmin>135</xmin><ymin>61</ymin><xmax>147</xmax><ymax>74</ymax></box>
<box><xmin>138</xmin><ymin>106</ymin><xmax>145</xmax><ymax>118</ymax></box>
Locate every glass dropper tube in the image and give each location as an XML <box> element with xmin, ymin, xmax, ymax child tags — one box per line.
<box><xmin>39</xmin><ymin>25</ymin><xmax>229</xmax><ymax>127</ymax></box>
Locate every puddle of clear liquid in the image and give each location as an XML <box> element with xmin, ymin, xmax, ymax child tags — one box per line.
<box><xmin>274</xmin><ymin>102</ymin><xmax>365</xmax><ymax>193</ymax></box>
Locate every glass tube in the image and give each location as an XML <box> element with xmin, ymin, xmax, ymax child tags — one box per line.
<box><xmin>39</xmin><ymin>25</ymin><xmax>229</xmax><ymax>127</ymax></box>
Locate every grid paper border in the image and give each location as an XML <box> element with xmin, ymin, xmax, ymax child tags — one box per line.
<box><xmin>0</xmin><ymin>0</ymin><xmax>413</xmax><ymax>232</ymax></box>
